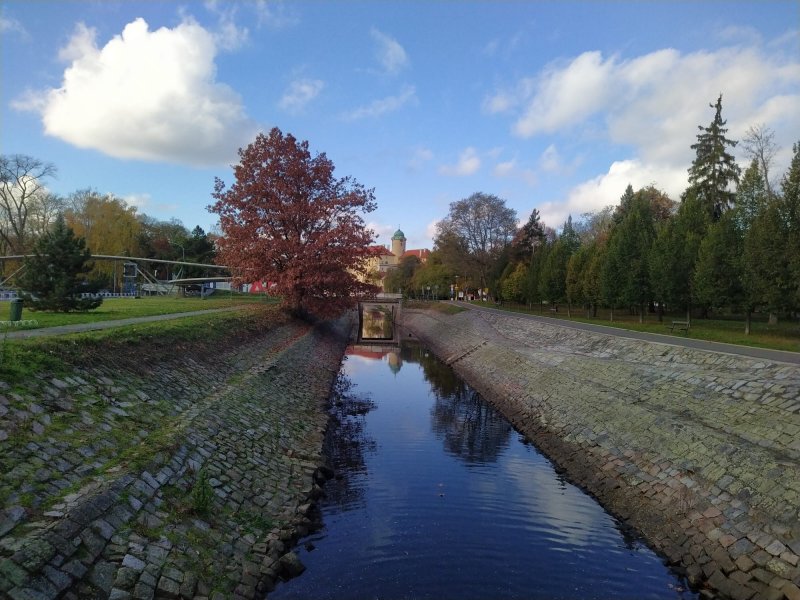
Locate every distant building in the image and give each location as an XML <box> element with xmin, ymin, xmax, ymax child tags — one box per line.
<box><xmin>363</xmin><ymin>228</ymin><xmax>431</xmax><ymax>290</ymax></box>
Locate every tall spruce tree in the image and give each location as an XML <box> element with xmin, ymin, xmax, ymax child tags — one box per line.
<box><xmin>688</xmin><ymin>94</ymin><xmax>741</xmax><ymax>220</ymax></box>
<box><xmin>20</xmin><ymin>214</ymin><xmax>102</xmax><ymax>312</ymax></box>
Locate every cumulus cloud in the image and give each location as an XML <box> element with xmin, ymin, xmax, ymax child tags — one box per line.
<box><xmin>343</xmin><ymin>85</ymin><xmax>417</xmax><ymax>120</ymax></box>
<box><xmin>537</xmin><ymin>159</ymin><xmax>687</xmax><ymax>228</ymax></box>
<box><xmin>499</xmin><ymin>45</ymin><xmax>799</xmax><ymax>167</ymax></box>
<box><xmin>370</xmin><ymin>28</ymin><xmax>409</xmax><ymax>75</ymax></box>
<box><xmin>493</xmin><ymin>41</ymin><xmax>800</xmax><ymax>224</ymax></box>
<box><xmin>12</xmin><ymin>18</ymin><xmax>257</xmax><ymax>167</ymax></box>
<box><xmin>279</xmin><ymin>78</ymin><xmax>324</xmax><ymax>114</ymax></box>
<box><xmin>439</xmin><ymin>147</ymin><xmax>481</xmax><ymax>176</ymax></box>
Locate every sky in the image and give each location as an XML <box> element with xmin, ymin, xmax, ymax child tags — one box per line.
<box><xmin>1</xmin><ymin>1</ymin><xmax>798</xmax><ymax>252</ymax></box>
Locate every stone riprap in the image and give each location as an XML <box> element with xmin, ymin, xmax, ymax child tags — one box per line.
<box><xmin>0</xmin><ymin>315</ymin><xmax>349</xmax><ymax>599</ymax></box>
<box><xmin>400</xmin><ymin>307</ymin><xmax>800</xmax><ymax>600</ymax></box>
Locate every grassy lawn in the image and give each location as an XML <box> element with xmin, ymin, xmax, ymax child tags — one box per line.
<box><xmin>468</xmin><ymin>301</ymin><xmax>800</xmax><ymax>353</ymax></box>
<box><xmin>2</xmin><ymin>292</ymin><xmax>278</xmax><ymax>329</ymax></box>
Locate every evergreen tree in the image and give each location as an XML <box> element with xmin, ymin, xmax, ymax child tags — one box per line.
<box><xmin>612</xmin><ymin>184</ymin><xmax>635</xmax><ymax>224</ymax></box>
<box><xmin>734</xmin><ymin>159</ymin><xmax>768</xmax><ymax>231</ymax></box>
<box><xmin>539</xmin><ymin>216</ymin><xmax>580</xmax><ymax>310</ymax></box>
<box><xmin>782</xmin><ymin>142</ymin><xmax>800</xmax><ymax>304</ymax></box>
<box><xmin>649</xmin><ymin>189</ymin><xmax>709</xmax><ymax>322</ymax></box>
<box><xmin>602</xmin><ymin>192</ymin><xmax>655</xmax><ymax>322</ymax></box>
<box><xmin>688</xmin><ymin>94</ymin><xmax>741</xmax><ymax>220</ymax></box>
<box><xmin>694</xmin><ymin>211</ymin><xmax>748</xmax><ymax>330</ymax></box>
<box><xmin>19</xmin><ymin>215</ymin><xmax>102</xmax><ymax>312</ymax></box>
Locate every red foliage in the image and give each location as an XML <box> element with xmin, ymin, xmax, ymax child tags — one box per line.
<box><xmin>209</xmin><ymin>128</ymin><xmax>380</xmax><ymax>318</ymax></box>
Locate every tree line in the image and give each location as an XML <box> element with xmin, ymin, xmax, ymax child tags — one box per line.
<box><xmin>387</xmin><ymin>96</ymin><xmax>800</xmax><ymax>333</ymax></box>
<box><xmin>0</xmin><ymin>156</ymin><xmax>216</xmax><ymax>290</ymax></box>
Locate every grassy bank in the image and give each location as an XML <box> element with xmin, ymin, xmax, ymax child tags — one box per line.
<box><xmin>469</xmin><ymin>301</ymin><xmax>800</xmax><ymax>353</ymax></box>
<box><xmin>0</xmin><ymin>303</ymin><xmax>290</xmax><ymax>385</ymax></box>
<box><xmin>2</xmin><ymin>292</ymin><xmax>277</xmax><ymax>329</ymax></box>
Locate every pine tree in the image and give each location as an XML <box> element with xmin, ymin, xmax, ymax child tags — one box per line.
<box><xmin>20</xmin><ymin>215</ymin><xmax>102</xmax><ymax>312</ymax></box>
<box><xmin>688</xmin><ymin>94</ymin><xmax>741</xmax><ymax>220</ymax></box>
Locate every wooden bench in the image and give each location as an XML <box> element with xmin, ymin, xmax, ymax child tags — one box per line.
<box><xmin>669</xmin><ymin>320</ymin><xmax>690</xmax><ymax>333</ymax></box>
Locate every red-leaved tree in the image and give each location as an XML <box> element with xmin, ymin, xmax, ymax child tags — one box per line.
<box><xmin>209</xmin><ymin>127</ymin><xmax>380</xmax><ymax>318</ymax></box>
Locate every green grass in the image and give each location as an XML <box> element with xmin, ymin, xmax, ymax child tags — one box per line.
<box><xmin>472</xmin><ymin>301</ymin><xmax>800</xmax><ymax>353</ymax></box>
<box><xmin>405</xmin><ymin>300</ymin><xmax>464</xmax><ymax>314</ymax></box>
<box><xmin>3</xmin><ymin>292</ymin><xmax>276</xmax><ymax>329</ymax></box>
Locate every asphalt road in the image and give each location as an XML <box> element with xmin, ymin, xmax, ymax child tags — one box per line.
<box><xmin>456</xmin><ymin>302</ymin><xmax>800</xmax><ymax>365</ymax></box>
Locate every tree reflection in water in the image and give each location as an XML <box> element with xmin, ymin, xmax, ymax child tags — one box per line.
<box><xmin>321</xmin><ymin>369</ymin><xmax>377</xmax><ymax>510</ymax></box>
<box><xmin>401</xmin><ymin>342</ymin><xmax>512</xmax><ymax>465</ymax></box>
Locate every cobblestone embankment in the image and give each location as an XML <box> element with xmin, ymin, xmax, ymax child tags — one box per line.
<box><xmin>0</xmin><ymin>313</ymin><xmax>350</xmax><ymax>599</ymax></box>
<box><xmin>400</xmin><ymin>307</ymin><xmax>800</xmax><ymax>600</ymax></box>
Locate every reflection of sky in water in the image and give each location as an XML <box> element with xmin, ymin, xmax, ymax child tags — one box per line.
<box><xmin>271</xmin><ymin>341</ymin><xmax>696</xmax><ymax>600</ymax></box>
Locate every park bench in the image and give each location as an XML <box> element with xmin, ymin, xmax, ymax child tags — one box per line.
<box><xmin>669</xmin><ymin>320</ymin><xmax>690</xmax><ymax>334</ymax></box>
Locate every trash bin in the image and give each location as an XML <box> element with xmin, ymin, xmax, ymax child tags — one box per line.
<box><xmin>9</xmin><ymin>298</ymin><xmax>22</xmax><ymax>322</ymax></box>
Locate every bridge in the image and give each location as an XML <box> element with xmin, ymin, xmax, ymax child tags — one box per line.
<box><xmin>358</xmin><ymin>293</ymin><xmax>402</xmax><ymax>344</ymax></box>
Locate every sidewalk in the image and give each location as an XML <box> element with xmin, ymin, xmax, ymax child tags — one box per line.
<box><xmin>2</xmin><ymin>306</ymin><xmax>245</xmax><ymax>340</ymax></box>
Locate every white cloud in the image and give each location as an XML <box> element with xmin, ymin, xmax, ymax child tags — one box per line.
<box><xmin>366</xmin><ymin>222</ymin><xmax>395</xmax><ymax>245</ymax></box>
<box><xmin>500</xmin><ymin>45</ymin><xmax>799</xmax><ymax>168</ymax></box>
<box><xmin>407</xmin><ymin>146</ymin><xmax>434</xmax><ymax>171</ymax></box>
<box><xmin>538</xmin><ymin>159</ymin><xmax>686</xmax><ymax>228</ymax></box>
<box><xmin>121</xmin><ymin>192</ymin><xmax>179</xmax><ymax>214</ymax></box>
<box><xmin>13</xmin><ymin>18</ymin><xmax>257</xmax><ymax>167</ymax></box>
<box><xmin>0</xmin><ymin>14</ymin><xmax>28</xmax><ymax>38</ymax></box>
<box><xmin>343</xmin><ymin>85</ymin><xmax>417</xmax><ymax>120</ymax></box>
<box><xmin>370</xmin><ymin>28</ymin><xmax>409</xmax><ymax>75</ymax></box>
<box><xmin>539</xmin><ymin>144</ymin><xmax>561</xmax><ymax>172</ymax></box>
<box><xmin>253</xmin><ymin>0</ymin><xmax>299</xmax><ymax>29</ymax></box>
<box><xmin>492</xmin><ymin>157</ymin><xmax>537</xmax><ymax>186</ymax></box>
<box><xmin>279</xmin><ymin>78</ymin><xmax>324</xmax><ymax>114</ymax></box>
<box><xmin>439</xmin><ymin>147</ymin><xmax>481</xmax><ymax>176</ymax></box>
<box><xmin>202</xmin><ymin>0</ymin><xmax>249</xmax><ymax>50</ymax></box>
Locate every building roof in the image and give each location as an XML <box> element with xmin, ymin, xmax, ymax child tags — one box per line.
<box><xmin>391</xmin><ymin>228</ymin><xmax>406</xmax><ymax>240</ymax></box>
<box><xmin>403</xmin><ymin>248</ymin><xmax>430</xmax><ymax>260</ymax></box>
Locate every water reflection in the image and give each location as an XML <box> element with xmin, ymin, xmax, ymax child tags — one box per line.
<box><xmin>270</xmin><ymin>339</ymin><xmax>697</xmax><ymax>600</ymax></box>
<box><xmin>360</xmin><ymin>305</ymin><xmax>394</xmax><ymax>340</ymax></box>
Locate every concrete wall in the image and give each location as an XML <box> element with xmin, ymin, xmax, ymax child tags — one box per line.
<box><xmin>0</xmin><ymin>317</ymin><xmax>350</xmax><ymax>599</ymax></box>
<box><xmin>400</xmin><ymin>307</ymin><xmax>800</xmax><ymax>600</ymax></box>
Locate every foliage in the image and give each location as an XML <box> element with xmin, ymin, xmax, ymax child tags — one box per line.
<box><xmin>0</xmin><ymin>154</ymin><xmax>58</xmax><ymax>254</ymax></box>
<box><xmin>19</xmin><ymin>215</ymin><xmax>102</xmax><ymax>312</ymax></box>
<box><xmin>649</xmin><ymin>189</ymin><xmax>709</xmax><ymax>318</ymax></box>
<box><xmin>384</xmin><ymin>255</ymin><xmax>420</xmax><ymax>295</ymax></box>
<box><xmin>539</xmin><ymin>216</ymin><xmax>580</xmax><ymax>306</ymax></box>
<box><xmin>191</xmin><ymin>470</ymin><xmax>214</xmax><ymax>515</ymax></box>
<box><xmin>602</xmin><ymin>190</ymin><xmax>656</xmax><ymax>319</ymax></box>
<box><xmin>688</xmin><ymin>94</ymin><xmax>741</xmax><ymax>220</ymax></box>
<box><xmin>434</xmin><ymin>192</ymin><xmax>517</xmax><ymax>289</ymax></box>
<box><xmin>694</xmin><ymin>211</ymin><xmax>745</xmax><ymax>313</ymax></box>
<box><xmin>209</xmin><ymin>127</ymin><xmax>379</xmax><ymax>318</ymax></box>
<box><xmin>501</xmin><ymin>262</ymin><xmax>527</xmax><ymax>303</ymax></box>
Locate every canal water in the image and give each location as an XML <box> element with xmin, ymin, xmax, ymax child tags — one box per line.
<box><xmin>270</xmin><ymin>338</ymin><xmax>696</xmax><ymax>600</ymax></box>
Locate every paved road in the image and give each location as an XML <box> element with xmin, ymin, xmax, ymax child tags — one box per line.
<box><xmin>2</xmin><ymin>306</ymin><xmax>245</xmax><ymax>340</ymax></box>
<box><xmin>455</xmin><ymin>302</ymin><xmax>800</xmax><ymax>365</ymax></box>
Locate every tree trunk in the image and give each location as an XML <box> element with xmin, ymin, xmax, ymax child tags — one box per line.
<box><xmin>686</xmin><ymin>304</ymin><xmax>691</xmax><ymax>326</ymax></box>
<box><xmin>639</xmin><ymin>302</ymin><xmax>644</xmax><ymax>324</ymax></box>
<box><xmin>657</xmin><ymin>302</ymin><xmax>664</xmax><ymax>323</ymax></box>
<box><xmin>591</xmin><ymin>303</ymin><xmax>597</xmax><ymax>318</ymax></box>
<box><xmin>768</xmin><ymin>312</ymin><xmax>778</xmax><ymax>325</ymax></box>
<box><xmin>610</xmin><ymin>306</ymin><xmax>614</xmax><ymax>322</ymax></box>
<box><xmin>567</xmin><ymin>302</ymin><xmax>572</xmax><ymax>318</ymax></box>
<box><xmin>745</xmin><ymin>309</ymin><xmax>751</xmax><ymax>335</ymax></box>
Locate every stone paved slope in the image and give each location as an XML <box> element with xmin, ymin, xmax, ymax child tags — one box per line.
<box><xmin>401</xmin><ymin>307</ymin><xmax>800</xmax><ymax>600</ymax></box>
<box><xmin>0</xmin><ymin>315</ymin><xmax>349</xmax><ymax>599</ymax></box>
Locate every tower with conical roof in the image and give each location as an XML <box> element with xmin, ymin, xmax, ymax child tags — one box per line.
<box><xmin>391</xmin><ymin>228</ymin><xmax>406</xmax><ymax>262</ymax></box>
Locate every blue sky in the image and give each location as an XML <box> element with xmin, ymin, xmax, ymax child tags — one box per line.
<box><xmin>2</xmin><ymin>1</ymin><xmax>798</xmax><ymax>251</ymax></box>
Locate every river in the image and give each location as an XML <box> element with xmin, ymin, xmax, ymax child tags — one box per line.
<box><xmin>269</xmin><ymin>337</ymin><xmax>697</xmax><ymax>600</ymax></box>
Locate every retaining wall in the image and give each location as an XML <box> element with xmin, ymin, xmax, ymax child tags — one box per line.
<box><xmin>0</xmin><ymin>316</ymin><xmax>350</xmax><ymax>599</ymax></box>
<box><xmin>400</xmin><ymin>307</ymin><xmax>800</xmax><ymax>600</ymax></box>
